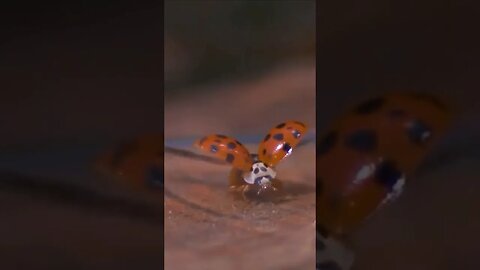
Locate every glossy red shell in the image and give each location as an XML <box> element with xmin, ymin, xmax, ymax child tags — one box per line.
<box><xmin>316</xmin><ymin>92</ymin><xmax>452</xmax><ymax>236</ymax></box>
<box><xmin>258</xmin><ymin>120</ymin><xmax>308</xmax><ymax>167</ymax></box>
<box><xmin>194</xmin><ymin>134</ymin><xmax>253</xmax><ymax>171</ymax></box>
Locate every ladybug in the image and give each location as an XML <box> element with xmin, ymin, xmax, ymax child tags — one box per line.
<box><xmin>315</xmin><ymin>92</ymin><xmax>452</xmax><ymax>269</ymax></box>
<box><xmin>194</xmin><ymin>120</ymin><xmax>308</xmax><ymax>201</ymax></box>
<box><xmin>94</xmin><ymin>133</ymin><xmax>164</xmax><ymax>195</ymax></box>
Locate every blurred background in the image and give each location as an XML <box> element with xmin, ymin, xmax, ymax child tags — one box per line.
<box><xmin>0</xmin><ymin>3</ymin><xmax>163</xmax><ymax>148</ymax></box>
<box><xmin>0</xmin><ymin>2</ymin><xmax>165</xmax><ymax>270</ymax></box>
<box><xmin>165</xmin><ymin>0</ymin><xmax>315</xmax><ymax>96</ymax></box>
<box><xmin>164</xmin><ymin>0</ymin><xmax>316</xmax><ymax>139</ymax></box>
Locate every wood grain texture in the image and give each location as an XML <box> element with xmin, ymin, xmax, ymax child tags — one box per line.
<box><xmin>164</xmin><ymin>65</ymin><xmax>316</xmax><ymax>270</ymax></box>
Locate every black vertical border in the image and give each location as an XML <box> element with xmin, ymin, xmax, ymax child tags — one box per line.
<box><xmin>160</xmin><ymin>1</ymin><xmax>165</xmax><ymax>268</ymax></box>
<box><xmin>315</xmin><ymin>1</ymin><xmax>321</xmax><ymax>267</ymax></box>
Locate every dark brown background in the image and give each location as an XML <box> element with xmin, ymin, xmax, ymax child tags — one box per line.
<box><xmin>0</xmin><ymin>2</ymin><xmax>165</xmax><ymax>270</ymax></box>
<box><xmin>318</xmin><ymin>1</ymin><xmax>480</xmax><ymax>269</ymax></box>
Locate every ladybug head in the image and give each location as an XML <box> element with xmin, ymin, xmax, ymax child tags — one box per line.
<box><xmin>242</xmin><ymin>161</ymin><xmax>277</xmax><ymax>187</ymax></box>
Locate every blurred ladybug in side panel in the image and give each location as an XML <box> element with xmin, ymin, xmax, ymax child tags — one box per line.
<box><xmin>316</xmin><ymin>92</ymin><xmax>452</xmax><ymax>237</ymax></box>
<box><xmin>194</xmin><ymin>120</ymin><xmax>308</xmax><ymax>201</ymax></box>
<box><xmin>94</xmin><ymin>134</ymin><xmax>164</xmax><ymax>195</ymax></box>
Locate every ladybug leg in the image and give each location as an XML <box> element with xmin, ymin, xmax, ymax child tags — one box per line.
<box><xmin>227</xmin><ymin>167</ymin><xmax>251</xmax><ymax>200</ymax></box>
<box><xmin>241</xmin><ymin>185</ymin><xmax>254</xmax><ymax>201</ymax></box>
<box><xmin>270</xmin><ymin>178</ymin><xmax>283</xmax><ymax>191</ymax></box>
<box><xmin>229</xmin><ymin>167</ymin><xmax>246</xmax><ymax>188</ymax></box>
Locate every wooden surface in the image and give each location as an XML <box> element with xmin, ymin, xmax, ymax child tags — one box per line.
<box><xmin>164</xmin><ymin>64</ymin><xmax>316</xmax><ymax>270</ymax></box>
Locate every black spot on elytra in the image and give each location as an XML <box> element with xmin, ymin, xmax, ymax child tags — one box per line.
<box><xmin>254</xmin><ymin>168</ymin><xmax>259</xmax><ymax>174</ymax></box>
<box><xmin>276</xmin><ymin>123</ymin><xmax>286</xmax><ymax>129</ymax></box>
<box><xmin>225</xmin><ymin>153</ymin><xmax>235</xmax><ymax>163</ymax></box>
<box><xmin>216</xmin><ymin>134</ymin><xmax>227</xmax><ymax>139</ymax></box>
<box><xmin>273</xmin><ymin>133</ymin><xmax>284</xmax><ymax>141</ymax></box>
<box><xmin>317</xmin><ymin>131</ymin><xmax>337</xmax><ymax>156</ymax></box>
<box><xmin>262</xmin><ymin>149</ymin><xmax>266</xmax><ymax>155</ymax></box>
<box><xmin>292</xmin><ymin>129</ymin><xmax>301</xmax><ymax>138</ymax></box>
<box><xmin>263</xmin><ymin>134</ymin><xmax>271</xmax><ymax>142</ymax></box>
<box><xmin>283</xmin><ymin>143</ymin><xmax>292</xmax><ymax>153</ymax></box>
<box><xmin>235</xmin><ymin>140</ymin><xmax>243</xmax><ymax>146</ymax></box>
<box><xmin>345</xmin><ymin>129</ymin><xmax>377</xmax><ymax>152</ymax></box>
<box><xmin>146</xmin><ymin>166</ymin><xmax>163</xmax><ymax>188</ymax></box>
<box><xmin>227</xmin><ymin>142</ymin><xmax>236</xmax><ymax>149</ymax></box>
<box><xmin>316</xmin><ymin>261</ymin><xmax>342</xmax><ymax>270</ymax></box>
<box><xmin>354</xmin><ymin>97</ymin><xmax>385</xmax><ymax>114</ymax></box>
<box><xmin>407</xmin><ymin>119</ymin><xmax>432</xmax><ymax>144</ymax></box>
<box><xmin>375</xmin><ymin>160</ymin><xmax>403</xmax><ymax>192</ymax></box>
<box><xmin>210</xmin><ymin>144</ymin><xmax>218</xmax><ymax>153</ymax></box>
